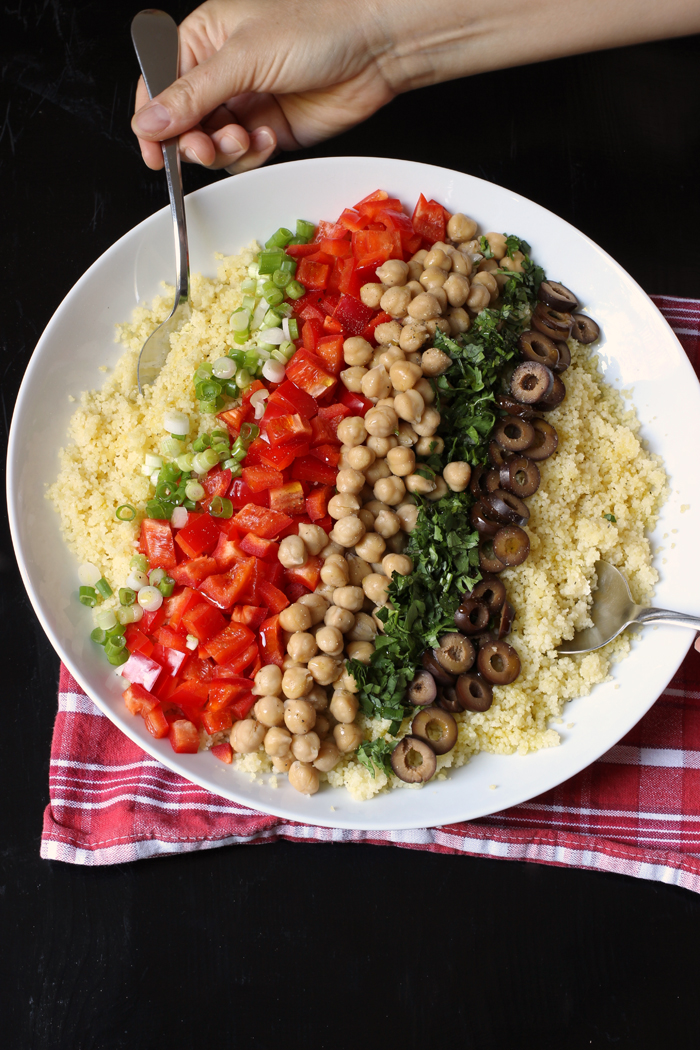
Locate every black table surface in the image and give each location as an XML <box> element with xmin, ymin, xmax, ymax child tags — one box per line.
<box><xmin>3</xmin><ymin>4</ymin><xmax>700</xmax><ymax>1048</ymax></box>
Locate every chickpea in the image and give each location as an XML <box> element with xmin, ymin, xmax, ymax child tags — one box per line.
<box><xmin>359</xmin><ymin>283</ymin><xmax>385</xmax><ymax>309</ymax></box>
<box><xmin>278</xmin><ymin>602</ymin><xmax>312</xmax><ymax>633</ymax></box>
<box><xmin>313</xmin><ymin>740</ymin><xmax>341</xmax><ymax>772</ymax></box>
<box><xmin>320</xmin><ymin>555</ymin><xmax>350</xmax><ymax>588</ymax></box>
<box><xmin>426</xmin><ymin>476</ymin><xmax>449</xmax><ymax>501</ymax></box>
<box><xmin>343</xmin><ymin>446</ymin><xmax>373</xmax><ymax>474</ymax></box>
<box><xmin>328</xmin><ymin>493</ymin><xmax>361</xmax><ymax>520</ymax></box>
<box><xmin>413</xmin><ymin>405</ymin><xmax>441</xmax><ymax>437</ymax></box>
<box><xmin>410</xmin><ymin>248</ymin><xmax>428</xmax><ymax>265</ymax></box>
<box><xmin>406</xmin><ymin>472</ymin><xmax>437</xmax><ymax>495</ymax></box>
<box><xmin>316</xmin><ymin>582</ymin><xmax>338</xmax><ymax>603</ymax></box>
<box><xmin>331</xmin><ymin>515</ymin><xmax>366</xmax><ymax>549</ymax></box>
<box><xmin>361</xmin><ymin>366</ymin><xmax>392</xmax><ymax>401</ymax></box>
<box><xmin>385</xmin><ymin>445</ymin><xmax>416</xmax><ymax>477</ymax></box>
<box><xmin>478</xmin><ymin>257</ymin><xmax>499</xmax><ymax>274</ymax></box>
<box><xmin>330</xmin><ymin>690</ymin><xmax>359</xmax><ymax>723</ymax></box>
<box><xmin>406</xmin><ymin>259</ymin><xmax>423</xmax><ymax>282</ymax></box>
<box><xmin>306</xmin><ymin>683</ymin><xmax>329</xmax><ymax>711</ymax></box>
<box><xmin>352</xmin><ymin>528</ymin><xmax>385</xmax><ymax>562</ymax></box>
<box><xmin>472</xmin><ymin>270</ymin><xmax>498</xmax><ymax>301</ymax></box>
<box><xmin>380</xmin><ymin>285</ymin><xmax>411</xmax><ymax>318</ymax></box>
<box><xmin>388</xmin><ymin>360</ymin><xmax>421</xmax><ymax>392</ymax></box>
<box><xmin>347</xmin><ymin>554</ymin><xmax>372</xmax><ymax>587</ymax></box>
<box><xmin>374</xmin><ymin>321</ymin><xmax>403</xmax><ymax>346</ymax></box>
<box><xmin>384</xmin><ymin>550</ymin><xmax>415</xmax><ymax>577</ymax></box>
<box><xmin>271</xmin><ymin>754</ymin><xmax>293</xmax><ymax>774</ymax></box>
<box><xmin>484</xmin><ymin>232</ymin><xmax>508</xmax><ymax>260</ymax></box>
<box><xmin>343</xmin><ymin>335</ymin><xmax>374</xmax><ymax>367</ymax></box>
<box><xmin>419</xmin><ymin>265</ymin><xmax>448</xmax><ymax>290</ymax></box>
<box><xmin>320</xmin><ymin>540</ymin><xmax>344</xmax><ymax>560</ymax></box>
<box><xmin>325</xmin><ymin>606</ymin><xmax>355</xmax><ymax>633</ymax></box>
<box><xmin>441</xmin><ymin>461</ymin><xmax>471</xmax><ymax>493</ymax></box>
<box><xmin>430</xmin><ymin>240</ymin><xmax>452</xmax><ymax>254</ymax></box>
<box><xmin>230</xmin><ymin>719</ymin><xmax>266</xmax><ymax>754</ymax></box>
<box><xmin>307</xmin><ymin>654</ymin><xmax>343</xmax><ymax>685</ymax></box>
<box><xmin>386</xmin><ymin>530</ymin><xmax>409</xmax><ymax>553</ymax></box>
<box><xmin>278</xmin><ymin>534</ymin><xmax>307</xmax><ymax>568</ymax></box>
<box><xmin>347</xmin><ymin>612</ymin><xmax>377</xmax><ymax>642</ymax></box>
<box><xmin>284</xmin><ymin>698</ymin><xmax>316</xmax><ymax>734</ymax></box>
<box><xmin>337</xmin><ymin>668</ymin><xmax>359</xmax><ymax>694</ymax></box>
<box><xmin>288</xmin><ymin>760</ymin><xmax>320</xmax><ymax>795</ymax></box>
<box><xmin>364</xmin><ymin>499</ymin><xmax>390</xmax><ymax>517</ymax></box>
<box><xmin>448</xmin><ymin>306</ymin><xmax>471</xmax><ymax>335</ymax></box>
<box><xmin>358</xmin><ymin>508</ymin><xmax>375</xmax><ymax>530</ymax></box>
<box><xmin>364</xmin><ymin>405</ymin><xmax>398</xmax><ymax>438</ymax></box>
<box><xmin>254</xmin><ymin>695</ymin><xmax>285</xmax><ymax>727</ymax></box>
<box><xmin>397</xmin><ymin>421</ymin><xmax>419</xmax><ymax>446</ymax></box>
<box><xmin>314</xmin><ymin>714</ymin><xmax>331</xmax><ymax>737</ymax></box>
<box><xmin>446</xmin><ymin>212</ymin><xmax>477</xmax><ymax>242</ymax></box>
<box><xmin>397</xmin><ymin>502</ymin><xmax>420</xmax><ymax>532</ymax></box>
<box><xmin>337</xmin><ymin>447</ymin><xmax>354</xmax><ymax>470</ymax></box>
<box><xmin>376</xmin><ymin>474</ymin><xmax>408</xmax><ymax>507</ymax></box>
<box><xmin>423</xmin><ymin>247</ymin><xmax>452</xmax><ymax>271</ymax></box>
<box><xmin>410</xmin><ymin>379</ymin><xmax>432</xmax><ymax>408</ymax></box>
<box><xmin>334</xmin><ymin>723</ymin><xmax>363</xmax><ymax>753</ymax></box>
<box><xmin>420</xmin><ymin>348</ymin><xmax>452</xmax><ymax>376</ymax></box>
<box><xmin>253</xmin><ymin>664</ymin><xmax>282</xmax><ymax>697</ymax></box>
<box><xmin>314</xmin><ymin>625</ymin><xmax>344</xmax><ymax>658</ymax></box>
<box><xmin>297</xmin><ymin>523</ymin><xmax>328</xmax><ymax>557</ymax></box>
<box><xmin>332</xmin><ymin>585</ymin><xmax>365</xmax><ymax>612</ymax></box>
<box><xmin>426</xmin><ymin>317</ymin><xmax>451</xmax><ymax>338</ymax></box>
<box><xmin>291</xmin><ymin>731</ymin><xmax>321</xmax><ymax>764</ymax></box>
<box><xmin>373</xmin><ymin>508</ymin><xmax>401</xmax><ymax>539</ymax></box>
<box><xmin>281</xmin><ymin>666</ymin><xmax>314</xmax><ymax>700</ymax></box>
<box><xmin>340</xmin><ymin>366</ymin><xmax>368</xmax><ymax>392</ymax></box>
<box><xmin>362</xmin><ymin>572</ymin><xmax>391</xmax><ymax>604</ymax></box>
<box><xmin>407</xmin><ymin>292</ymin><xmax>441</xmax><ymax>322</ymax></box>
<box><xmin>500</xmin><ymin>250</ymin><xmax>525</xmax><ymax>273</ymax></box>
<box><xmin>365</xmin><ymin>458</ymin><xmax>391</xmax><ymax>485</ymax></box>
<box><xmin>415</xmin><ymin>434</ymin><xmax>444</xmax><ymax>456</ymax></box>
<box><xmin>345</xmin><ymin>640</ymin><xmax>375</xmax><ymax>664</ymax></box>
<box><xmin>466</xmin><ymin>283</ymin><xmax>491</xmax><ymax>313</ymax></box>
<box><xmin>287</xmin><ymin>631</ymin><xmax>319</xmax><ymax>663</ymax></box>
<box><xmin>394</xmin><ymin>389</ymin><xmax>425</xmax><ymax>426</ymax></box>
<box><xmin>375</xmin><ymin>258</ymin><xmax>409</xmax><ymax>286</ymax></box>
<box><xmin>333</xmin><ymin>469</ymin><xmax>363</xmax><ymax>499</ymax></box>
<box><xmin>366</xmin><ymin>435</ymin><xmax>397</xmax><ymax>458</ymax></box>
<box><xmin>399</xmin><ymin>321</ymin><xmax>429</xmax><ymax>353</ymax></box>
<box><xmin>441</xmin><ymin>272</ymin><xmax>470</xmax><ymax>308</ymax></box>
<box><xmin>405</xmin><ymin>280</ymin><xmax>424</xmax><ymax>298</ymax></box>
<box><xmin>264</xmin><ymin>725</ymin><xmax>292</xmax><ymax>756</ymax></box>
<box><xmin>447</xmin><ymin>248</ymin><xmax>473</xmax><ymax>276</ymax></box>
<box><xmin>336</xmin><ymin>416</ymin><xmax>367</xmax><ymax>448</ymax></box>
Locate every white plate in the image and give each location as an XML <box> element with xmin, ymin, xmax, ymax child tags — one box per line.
<box><xmin>8</xmin><ymin>156</ymin><xmax>700</xmax><ymax>830</ymax></box>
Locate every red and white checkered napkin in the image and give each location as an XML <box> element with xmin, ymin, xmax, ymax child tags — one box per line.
<box><xmin>41</xmin><ymin>297</ymin><xmax>700</xmax><ymax>891</ymax></box>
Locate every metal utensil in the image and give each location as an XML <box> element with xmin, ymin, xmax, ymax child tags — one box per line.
<box><xmin>556</xmin><ymin>560</ymin><xmax>700</xmax><ymax>655</ymax></box>
<box><xmin>131</xmin><ymin>9</ymin><xmax>190</xmax><ymax>393</ymax></box>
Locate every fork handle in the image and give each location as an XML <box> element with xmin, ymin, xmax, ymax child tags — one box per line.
<box><xmin>635</xmin><ymin>607</ymin><xmax>700</xmax><ymax>630</ymax></box>
<box><xmin>131</xmin><ymin>10</ymin><xmax>189</xmax><ymax>306</ymax></box>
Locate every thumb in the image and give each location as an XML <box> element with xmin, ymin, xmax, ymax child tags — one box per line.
<box><xmin>132</xmin><ymin>44</ymin><xmax>248</xmax><ymax>139</ymax></box>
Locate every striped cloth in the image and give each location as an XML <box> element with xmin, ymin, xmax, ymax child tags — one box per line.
<box><xmin>41</xmin><ymin>295</ymin><xmax>700</xmax><ymax>891</ymax></box>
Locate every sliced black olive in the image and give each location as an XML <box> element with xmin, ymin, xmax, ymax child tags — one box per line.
<box><xmin>493</xmin><ymin>525</ymin><xmax>530</xmax><ymax>566</ymax></box>
<box><xmin>478</xmin><ymin>536</ymin><xmax>507</xmax><ymax>574</ymax></box>
<box><xmin>456</xmin><ymin>672</ymin><xmax>493</xmax><ymax>712</ymax></box>
<box><xmin>470</xmin><ymin>500</ymin><xmax>501</xmax><ymax>537</ymax></box>
<box><xmin>437</xmin><ymin>684</ymin><xmax>463</xmax><ymax>713</ymax></box>
<box><xmin>492</xmin><ymin>416</ymin><xmax>535</xmax><ymax>453</ymax></box>
<box><xmin>496</xmin><ymin>394</ymin><xmax>535</xmax><ymax>419</ymax></box>
<box><xmin>454</xmin><ymin>598</ymin><xmax>490</xmax><ymax>635</ymax></box>
<box><xmin>411</xmin><ymin>706</ymin><xmax>458</xmax><ymax>755</ymax></box>
<box><xmin>519</xmin><ymin>329</ymin><xmax>560</xmax><ymax>370</ymax></box>
<box><xmin>499</xmin><ymin>455</ymin><xmax>540</xmax><ymax>498</ymax></box>
<box><xmin>532</xmin><ymin>302</ymin><xmax>573</xmax><ymax>342</ymax></box>
<box><xmin>552</xmin><ymin>341</ymin><xmax>571</xmax><ymax>373</ymax></box>
<box><xmin>510</xmin><ymin>361</ymin><xmax>554</xmax><ymax>404</ymax></box>
<box><xmin>523</xmin><ymin>418</ymin><xmax>558</xmax><ymax>461</ymax></box>
<box><xmin>470</xmin><ymin>575</ymin><xmax>506</xmax><ymax>614</ymax></box>
<box><xmin>484</xmin><ymin>468</ymin><xmax>501</xmax><ymax>493</ymax></box>
<box><xmin>422</xmin><ymin>650</ymin><xmax>456</xmax><ymax>686</ymax></box>
<box><xmin>434</xmin><ymin>632</ymin><xmax>476</xmax><ymax>675</ymax></box>
<box><xmin>497</xmin><ymin>600</ymin><xmax>515</xmax><ymax>639</ymax></box>
<box><xmin>477</xmin><ymin>639</ymin><xmax>521</xmax><ymax>685</ymax></box>
<box><xmin>537</xmin><ymin>280</ymin><xmax>579</xmax><ymax>313</ymax></box>
<box><xmin>488</xmin><ymin>440</ymin><xmax>511</xmax><ymax>468</ymax></box>
<box><xmin>481</xmin><ymin>489</ymin><xmax>529</xmax><ymax>527</ymax></box>
<box><xmin>570</xmin><ymin>313</ymin><xmax>600</xmax><ymax>343</ymax></box>
<box><xmin>469</xmin><ymin>464</ymin><xmax>491</xmax><ymax>498</ymax></box>
<box><xmin>534</xmin><ymin>372</ymin><xmax>566</xmax><ymax>412</ymax></box>
<box><xmin>391</xmin><ymin>736</ymin><xmax>437</xmax><ymax>783</ymax></box>
<box><xmin>407</xmin><ymin>670</ymin><xmax>438</xmax><ymax>705</ymax></box>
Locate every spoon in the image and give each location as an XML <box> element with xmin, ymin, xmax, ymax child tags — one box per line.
<box><xmin>131</xmin><ymin>9</ymin><xmax>190</xmax><ymax>393</ymax></box>
<box><xmin>556</xmin><ymin>560</ymin><xmax>700</xmax><ymax>655</ymax></box>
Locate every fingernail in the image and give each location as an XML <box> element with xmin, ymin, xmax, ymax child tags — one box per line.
<box><xmin>133</xmin><ymin>103</ymin><xmax>171</xmax><ymax>134</ymax></box>
<box><xmin>252</xmin><ymin>128</ymin><xmax>274</xmax><ymax>150</ymax></box>
<box><xmin>184</xmin><ymin>147</ymin><xmax>203</xmax><ymax>164</ymax></box>
<box><xmin>219</xmin><ymin>133</ymin><xmax>246</xmax><ymax>156</ymax></box>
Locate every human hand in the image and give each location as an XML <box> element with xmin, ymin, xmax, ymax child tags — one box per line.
<box><xmin>131</xmin><ymin>0</ymin><xmax>399</xmax><ymax>174</ymax></box>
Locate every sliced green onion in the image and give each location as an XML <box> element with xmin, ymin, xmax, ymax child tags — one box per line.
<box><xmin>235</xmin><ymin>368</ymin><xmax>252</xmax><ymax>389</ymax></box>
<box><xmin>243</xmin><ymin>351</ymin><xmax>260</xmax><ymax>371</ymax></box>
<box><xmin>78</xmin><ymin>562</ymin><xmax>101</xmax><ymax>587</ymax></box>
<box><xmin>247</xmin><ymin>261</ymin><xmax>260</xmax><ymax>277</ymax></box>
<box><xmin>262</xmin><ymin>359</ymin><xmax>286</xmax><ymax>383</ymax></box>
<box><xmin>95</xmin><ymin>578</ymin><xmax>113</xmax><ymax>599</ymax></box>
<box><xmin>286</xmin><ymin>280</ymin><xmax>305</xmax><ymax>300</ymax></box>
<box><xmin>117</xmin><ymin>604</ymin><xmax>144</xmax><ymax>625</ymax></box>
<box><xmin>149</xmin><ymin>567</ymin><xmax>166</xmax><ymax>586</ymax></box>
<box><xmin>279</xmin><ymin>256</ymin><xmax>297</xmax><ymax>275</ymax></box>
<box><xmin>210</xmin><ymin>429</ymin><xmax>229</xmax><ymax>443</ymax></box>
<box><xmin>240</xmin><ymin>422</ymin><xmax>260</xmax><ymax>444</ymax></box>
<box><xmin>184</xmin><ymin>479</ymin><xmax>204</xmax><ymax>501</ymax></box>
<box><xmin>287</xmin><ymin>318</ymin><xmax>300</xmax><ymax>340</ymax></box>
<box><xmin>106</xmin><ymin>648</ymin><xmax>130</xmax><ymax>667</ymax></box>
<box><xmin>160</xmin><ymin>461</ymin><xmax>181</xmax><ymax>483</ymax></box>
<box><xmin>186</xmin><ymin>634</ymin><xmax>199</xmax><ymax>651</ymax></box>
<box><xmin>138</xmin><ymin>585</ymin><xmax>164</xmax><ymax>612</ymax></box>
<box><xmin>91</xmin><ymin>628</ymin><xmax>108</xmax><ymax>645</ymax></box>
<box><xmin>95</xmin><ymin>609</ymin><xmax>117</xmax><ymax>631</ymax></box>
<box><xmin>105</xmin><ymin>635</ymin><xmax>127</xmax><ymax>657</ymax></box>
<box><xmin>223</xmin><ymin>380</ymin><xmax>239</xmax><ymax>398</ymax></box>
<box><xmin>192</xmin><ymin>434</ymin><xmax>212</xmax><ymax>452</ymax></box>
<box><xmin>183</xmin><ymin>499</ymin><xmax>197</xmax><ymax>511</ymax></box>
<box><xmin>258</xmin><ymin>249</ymin><xmax>285</xmax><ymax>275</ymax></box>
<box><xmin>279</xmin><ymin>340</ymin><xmax>296</xmax><ymax>360</ymax></box>
<box><xmin>223</xmin><ymin>458</ymin><xmax>243</xmax><ymax>474</ymax></box>
<box><xmin>272</xmin><ymin>268</ymin><xmax>291</xmax><ymax>289</ymax></box>
<box><xmin>265</xmin><ymin>227</ymin><xmax>294</xmax><ymax>249</ymax></box>
<box><xmin>199</xmin><ymin>401</ymin><xmax>218</xmax><ymax>414</ymax></box>
<box><xmin>164</xmin><ymin>409</ymin><xmax>189</xmax><ymax>434</ymax></box>
<box><xmin>241</xmin><ymin>278</ymin><xmax>256</xmax><ymax>294</ymax></box>
<box><xmin>230</xmin><ymin>444</ymin><xmax>247</xmax><ymax>463</ymax></box>
<box><xmin>159</xmin><ymin>577</ymin><xmax>175</xmax><ymax>598</ymax></box>
<box><xmin>130</xmin><ymin>554</ymin><xmax>149</xmax><ymax>573</ymax></box>
<box><xmin>271</xmin><ymin>348</ymin><xmax>288</xmax><ymax>364</ymax></box>
<box><xmin>145</xmin><ymin>453</ymin><xmax>164</xmax><ymax>470</ymax></box>
<box><xmin>126</xmin><ymin>569</ymin><xmax>149</xmax><ymax>591</ymax></box>
<box><xmin>176</xmin><ymin>452</ymin><xmax>195</xmax><ymax>472</ymax></box>
<box><xmin>195</xmin><ymin>362</ymin><xmax>214</xmax><ymax>380</ymax></box>
<box><xmin>155</xmin><ymin>481</ymin><xmax>176</xmax><ymax>501</ymax></box>
<box><xmin>119</xmin><ymin>587</ymin><xmax>136</xmax><ymax>607</ymax></box>
<box><xmin>210</xmin><ymin>496</ymin><xmax>233</xmax><ymax>518</ymax></box>
<box><xmin>196</xmin><ymin>379</ymin><xmax>223</xmax><ymax>401</ymax></box>
<box><xmin>296</xmin><ymin>219</ymin><xmax>315</xmax><ymax>241</ymax></box>
<box><xmin>145</xmin><ymin>499</ymin><xmax>172</xmax><ymax>520</ymax></box>
<box><xmin>212</xmin><ymin>356</ymin><xmax>236</xmax><ymax>380</ymax></box>
<box><xmin>160</xmin><ymin>437</ymin><xmax>183</xmax><ymax>458</ymax></box>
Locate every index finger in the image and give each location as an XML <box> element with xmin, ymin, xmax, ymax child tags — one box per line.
<box><xmin>134</xmin><ymin>74</ymin><xmax>165</xmax><ymax>170</ymax></box>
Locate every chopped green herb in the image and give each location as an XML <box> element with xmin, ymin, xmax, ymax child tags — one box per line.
<box><xmin>356</xmin><ymin>739</ymin><xmax>394</xmax><ymax>778</ymax></box>
<box><xmin>603</xmin><ymin>513</ymin><xmax>617</xmax><ymax>523</ymax></box>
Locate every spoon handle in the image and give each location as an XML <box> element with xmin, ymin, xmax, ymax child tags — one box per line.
<box><xmin>131</xmin><ymin>10</ymin><xmax>189</xmax><ymax>307</ymax></box>
<box><xmin>635</xmin><ymin>607</ymin><xmax>700</xmax><ymax>631</ymax></box>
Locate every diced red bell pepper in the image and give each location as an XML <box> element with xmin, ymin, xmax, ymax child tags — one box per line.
<box><xmin>362</xmin><ymin>310</ymin><xmax>393</xmax><ymax>345</ymax></box>
<box><xmin>258</xmin><ymin>439</ymin><xmax>310</xmax><ymax>470</ymax></box>
<box><xmin>122</xmin><ymin>682</ymin><xmax>160</xmax><ymax>717</ymax></box>
<box><xmin>182</xmin><ymin>601</ymin><xmax>227</xmax><ymax>643</ymax></box>
<box><xmin>411</xmin><ymin>193</ymin><xmax>446</xmax><ymax>245</ymax></box>
<box><xmin>354</xmin><ymin>188</ymin><xmax>389</xmax><ymax>208</ymax></box>
<box><xmin>203</xmin><ymin>619</ymin><xmax>255</xmax><ymax>664</ymax></box>
<box><xmin>201</xmin><ymin>467</ymin><xmax>232</xmax><ymax>500</ymax></box>
<box><xmin>313</xmin><ymin>219</ymin><xmax>347</xmax><ymax>241</ymax></box>
<box><xmin>241</xmin><ymin>464</ymin><xmax>284</xmax><ymax>492</ymax></box>
<box><xmin>229</xmin><ymin>478</ymin><xmax>269</xmax><ymax>510</ymax></box>
<box><xmin>232</xmin><ymin>504</ymin><xmax>293</xmax><ymax>540</ymax></box>
<box><xmin>310</xmin><ymin>444</ymin><xmax>340</xmax><ymax>467</ymax></box>
<box><xmin>169</xmin><ymin>681</ymin><xmax>210</xmax><ymax>729</ymax></box>
<box><xmin>291</xmin><ymin>456</ymin><xmax>338</xmax><ymax>486</ymax></box>
<box><xmin>285</xmin><ymin>555</ymin><xmax>323</xmax><ymax>592</ymax></box>
<box><xmin>211</xmin><ymin>533</ymin><xmax>246</xmax><ymax>572</ymax></box>
<box><xmin>357</xmin><ymin>196</ymin><xmax>402</xmax><ymax>219</ymax></box>
<box><xmin>230</xmin><ymin>604</ymin><xmax>269</xmax><ymax>630</ymax></box>
<box><xmin>273</xmin><ymin>380</ymin><xmax>319</xmax><ymax>419</ymax></box>
<box><xmin>292</xmin><ymin>295</ymin><xmax>327</xmax><ymax>324</ymax></box>
<box><xmin>284</xmin><ymin>580</ymin><xmax>310</xmax><ymax>603</ymax></box>
<box><xmin>175</xmin><ymin>512</ymin><xmax>221</xmax><ymax>558</ymax></box>
<box><xmin>140</xmin><ymin>605</ymin><xmax>167</xmax><ymax>636</ymax></box>
<box><xmin>153</xmin><ymin>672</ymin><xmax>181</xmax><ymax>702</ymax></box>
<box><xmin>305</xmin><ymin>485</ymin><xmax>334</xmax><ymax>521</ymax></box>
<box><xmin>230</xmin><ymin>690</ymin><xmax>257</xmax><ymax>720</ymax></box>
<box><xmin>140</xmin><ymin>518</ymin><xmax>177</xmax><ymax>571</ymax></box>
<box><xmin>154</xmin><ymin>625</ymin><xmax>189</xmax><ymax>654</ymax></box>
<box><xmin>285</xmin><ymin>348</ymin><xmax>337</xmax><ymax>399</ymax></box>
<box><xmin>165</xmin><ymin>587</ymin><xmax>204</xmax><ymax>630</ymax></box>
<box><xmin>351</xmin><ymin>229</ymin><xmax>402</xmax><ymax>268</ymax></box>
<box><xmin>258</xmin><ymin>559</ymin><xmax>285</xmax><ymax>587</ymax></box>
<box><xmin>124</xmin><ymin>625</ymin><xmax>154</xmax><ymax>658</ymax></box>
<box><xmin>151</xmin><ymin>642</ymin><xmax>188</xmax><ymax>677</ymax></box>
<box><xmin>297</xmin><ymin>256</ymin><xmax>330</xmax><ymax>290</ymax></box>
<box><xmin>338</xmin><ymin>207</ymin><xmax>372</xmax><ymax>232</ymax></box>
<box><xmin>323</xmin><ymin>314</ymin><xmax>344</xmax><ymax>335</ymax></box>
<box><xmin>201</xmin><ymin>709</ymin><xmax>233</xmax><ymax>735</ymax></box>
<box><xmin>181</xmin><ymin>655</ymin><xmax>214</xmax><ymax>681</ymax></box>
<box><xmin>241</xmin><ymin>379</ymin><xmax>265</xmax><ymax>403</ymax></box>
<box><xmin>333</xmin><ymin>293</ymin><xmax>374</xmax><ymax>337</ymax></box>
<box><xmin>170</xmin><ymin>555</ymin><xmax>219</xmax><ymax>587</ymax></box>
<box><xmin>210</xmin><ymin>740</ymin><xmax>234</xmax><ymax>762</ymax></box>
<box><xmin>304</xmin><ymin>248</ymin><xmax>334</xmax><ymax>265</ymax></box>
<box><xmin>318</xmin><ymin>237</ymin><xmax>352</xmax><ymax>258</ymax></box>
<box><xmin>144</xmin><ymin>703</ymin><xmax>170</xmax><ymax>738</ymax></box>
<box><xmin>258</xmin><ymin>614</ymin><xmax>285</xmax><ymax>667</ymax></box>
<box><xmin>168</xmin><ymin>719</ymin><xmax>200</xmax><ymax>754</ymax></box>
<box><xmin>309</xmin><ymin>414</ymin><xmax>340</xmax><ymax>447</ymax></box>
<box><xmin>240</xmin><ymin>436</ymin><xmax>267</xmax><ymax>466</ymax></box>
<box><xmin>197</xmin><ymin>574</ymin><xmax>237</xmax><ymax>610</ymax></box>
<box><xmin>264</xmin><ymin>412</ymin><xmax>313</xmax><ymax>448</ymax></box>
<box><xmin>285</xmin><ymin>241</ymin><xmax>320</xmax><ymax>257</ymax></box>
<box><xmin>269</xmin><ymin>481</ymin><xmax>306</xmax><ymax>515</ymax></box>
<box><xmin>378</xmin><ymin>208</ymin><xmax>422</xmax><ymax>254</ymax></box>
<box><xmin>119</xmin><ymin>652</ymin><xmax>162</xmax><ymax>692</ymax></box>
<box><xmin>218</xmin><ymin>403</ymin><xmax>254</xmax><ymax>436</ymax></box>
<box><xmin>216</xmin><ymin>642</ymin><xmax>258</xmax><ymax>676</ymax></box>
<box><xmin>319</xmin><ymin>401</ymin><xmax>352</xmax><ymax>425</ymax></box>
<box><xmin>339</xmin><ymin>388</ymin><xmax>373</xmax><ymax>417</ymax></box>
<box><xmin>315</xmin><ymin>334</ymin><xmax>344</xmax><ymax>375</ymax></box>
<box><xmin>239</xmin><ymin>532</ymin><xmax>280</xmax><ymax>562</ymax></box>
<box><xmin>257</xmin><ymin>579</ymin><xmax>290</xmax><ymax>614</ymax></box>
<box><xmin>301</xmin><ymin>317</ymin><xmax>323</xmax><ymax>352</ymax></box>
